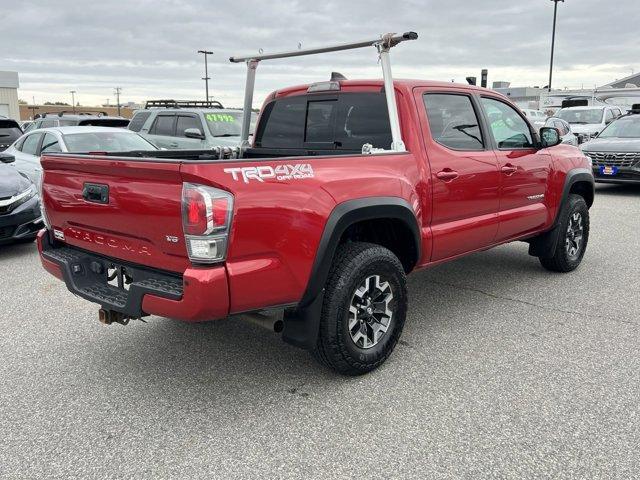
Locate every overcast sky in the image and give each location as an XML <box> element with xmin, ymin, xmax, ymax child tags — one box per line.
<box><xmin>1</xmin><ymin>0</ymin><xmax>638</xmax><ymax>107</ymax></box>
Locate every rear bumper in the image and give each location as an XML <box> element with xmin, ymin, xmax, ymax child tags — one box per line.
<box><xmin>37</xmin><ymin>230</ymin><xmax>229</xmax><ymax>322</ymax></box>
<box><xmin>0</xmin><ymin>196</ymin><xmax>43</xmax><ymax>245</ymax></box>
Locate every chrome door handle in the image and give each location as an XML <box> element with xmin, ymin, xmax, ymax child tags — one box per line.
<box><xmin>501</xmin><ymin>164</ymin><xmax>518</xmax><ymax>175</ymax></box>
<box><xmin>436</xmin><ymin>169</ymin><xmax>459</xmax><ymax>181</ymax></box>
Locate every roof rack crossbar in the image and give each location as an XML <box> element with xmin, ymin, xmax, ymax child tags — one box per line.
<box><xmin>229</xmin><ymin>31</ymin><xmax>418</xmax><ymax>152</ymax></box>
<box><xmin>144</xmin><ymin>99</ymin><xmax>224</xmax><ymax>109</ymax></box>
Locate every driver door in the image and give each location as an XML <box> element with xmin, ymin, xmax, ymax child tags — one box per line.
<box><xmin>480</xmin><ymin>96</ymin><xmax>553</xmax><ymax>242</ymax></box>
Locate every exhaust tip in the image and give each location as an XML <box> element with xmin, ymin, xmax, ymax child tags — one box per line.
<box><xmin>273</xmin><ymin>319</ymin><xmax>284</xmax><ymax>333</ymax></box>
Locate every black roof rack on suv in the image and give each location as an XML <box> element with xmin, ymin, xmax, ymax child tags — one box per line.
<box><xmin>144</xmin><ymin>99</ymin><xmax>224</xmax><ymax>109</ymax></box>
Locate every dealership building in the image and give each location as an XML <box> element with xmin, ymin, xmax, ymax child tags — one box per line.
<box><xmin>493</xmin><ymin>72</ymin><xmax>640</xmax><ymax>114</ymax></box>
<box><xmin>0</xmin><ymin>71</ymin><xmax>20</xmax><ymax>120</ymax></box>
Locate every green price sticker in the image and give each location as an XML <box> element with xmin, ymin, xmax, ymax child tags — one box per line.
<box><xmin>206</xmin><ymin>114</ymin><xmax>235</xmax><ymax>123</ymax></box>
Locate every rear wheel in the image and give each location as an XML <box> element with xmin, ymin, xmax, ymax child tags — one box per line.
<box><xmin>539</xmin><ymin>194</ymin><xmax>589</xmax><ymax>272</ymax></box>
<box><xmin>313</xmin><ymin>242</ymin><xmax>407</xmax><ymax>375</ymax></box>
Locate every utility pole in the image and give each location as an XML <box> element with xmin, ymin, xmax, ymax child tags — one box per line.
<box><xmin>198</xmin><ymin>50</ymin><xmax>213</xmax><ymax>102</ymax></box>
<box><xmin>114</xmin><ymin>87</ymin><xmax>122</xmax><ymax>116</ymax></box>
<box><xmin>548</xmin><ymin>0</ymin><xmax>564</xmax><ymax>92</ymax></box>
<box><xmin>30</xmin><ymin>95</ymin><xmax>38</xmax><ymax>119</ymax></box>
<box><xmin>70</xmin><ymin>90</ymin><xmax>76</xmax><ymax>113</ymax></box>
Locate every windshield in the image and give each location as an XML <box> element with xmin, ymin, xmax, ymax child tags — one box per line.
<box><xmin>62</xmin><ymin>132</ymin><xmax>157</xmax><ymax>152</ymax></box>
<box><xmin>556</xmin><ymin>109</ymin><xmax>603</xmax><ymax>124</ymax></box>
<box><xmin>597</xmin><ymin>116</ymin><xmax>640</xmax><ymax>138</ymax></box>
<box><xmin>205</xmin><ymin>111</ymin><xmax>247</xmax><ymax>137</ymax></box>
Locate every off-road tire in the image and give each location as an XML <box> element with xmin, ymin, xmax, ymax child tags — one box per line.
<box><xmin>313</xmin><ymin>242</ymin><xmax>408</xmax><ymax>375</ymax></box>
<box><xmin>539</xmin><ymin>194</ymin><xmax>589</xmax><ymax>272</ymax></box>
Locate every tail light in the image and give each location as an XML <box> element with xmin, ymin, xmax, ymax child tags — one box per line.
<box><xmin>181</xmin><ymin>183</ymin><xmax>233</xmax><ymax>264</ymax></box>
<box><xmin>37</xmin><ymin>172</ymin><xmax>51</xmax><ymax>230</ymax></box>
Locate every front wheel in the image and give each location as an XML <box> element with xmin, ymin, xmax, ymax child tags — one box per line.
<box><xmin>313</xmin><ymin>242</ymin><xmax>408</xmax><ymax>375</ymax></box>
<box><xmin>539</xmin><ymin>194</ymin><xmax>590</xmax><ymax>272</ymax></box>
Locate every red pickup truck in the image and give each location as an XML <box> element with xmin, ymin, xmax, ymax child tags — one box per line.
<box><xmin>37</xmin><ymin>36</ymin><xmax>594</xmax><ymax>375</ymax></box>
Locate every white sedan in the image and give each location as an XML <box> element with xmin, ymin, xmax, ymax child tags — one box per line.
<box><xmin>4</xmin><ymin>126</ymin><xmax>157</xmax><ymax>184</ymax></box>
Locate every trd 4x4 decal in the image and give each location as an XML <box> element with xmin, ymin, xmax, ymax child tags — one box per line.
<box><xmin>224</xmin><ymin>164</ymin><xmax>314</xmax><ymax>183</ymax></box>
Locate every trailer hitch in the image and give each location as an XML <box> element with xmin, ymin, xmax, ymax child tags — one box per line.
<box><xmin>98</xmin><ymin>308</ymin><xmax>145</xmax><ymax>326</ymax></box>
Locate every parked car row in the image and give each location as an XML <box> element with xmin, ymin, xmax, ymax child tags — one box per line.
<box><xmin>23</xmin><ymin>111</ymin><xmax>130</xmax><ymax>132</ymax></box>
<box><xmin>581</xmin><ymin>104</ymin><xmax>640</xmax><ymax>184</ymax></box>
<box><xmin>0</xmin><ymin>153</ymin><xmax>43</xmax><ymax>245</ymax></box>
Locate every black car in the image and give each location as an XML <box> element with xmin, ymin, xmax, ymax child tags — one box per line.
<box><xmin>0</xmin><ymin>153</ymin><xmax>43</xmax><ymax>245</ymax></box>
<box><xmin>22</xmin><ymin>111</ymin><xmax>130</xmax><ymax>133</ymax></box>
<box><xmin>0</xmin><ymin>118</ymin><xmax>23</xmax><ymax>152</ymax></box>
<box><xmin>581</xmin><ymin>104</ymin><xmax>640</xmax><ymax>184</ymax></box>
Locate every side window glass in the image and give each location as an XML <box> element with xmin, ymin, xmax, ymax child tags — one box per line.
<box><xmin>22</xmin><ymin>133</ymin><xmax>42</xmax><ymax>155</ymax></box>
<box><xmin>481</xmin><ymin>97</ymin><xmax>533</xmax><ymax>149</ymax></box>
<box><xmin>176</xmin><ymin>115</ymin><xmax>202</xmax><ymax>137</ymax></box>
<box><xmin>423</xmin><ymin>93</ymin><xmax>484</xmax><ymax>150</ymax></box>
<box><xmin>41</xmin><ymin>133</ymin><xmax>62</xmax><ymax>154</ymax></box>
<box><xmin>605</xmin><ymin>110</ymin><xmax>614</xmax><ymax>122</ymax></box>
<box><xmin>149</xmin><ymin>115</ymin><xmax>175</xmax><ymax>136</ymax></box>
<box><xmin>40</xmin><ymin>119</ymin><xmax>57</xmax><ymax>128</ymax></box>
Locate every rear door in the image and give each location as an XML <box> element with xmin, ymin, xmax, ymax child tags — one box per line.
<box><xmin>416</xmin><ymin>89</ymin><xmax>501</xmax><ymax>261</ymax></box>
<box><xmin>479</xmin><ymin>96</ymin><xmax>553</xmax><ymax>241</ymax></box>
<box><xmin>145</xmin><ymin>113</ymin><xmax>176</xmax><ymax>149</ymax></box>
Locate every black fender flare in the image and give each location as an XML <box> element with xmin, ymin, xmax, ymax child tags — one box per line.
<box><xmin>282</xmin><ymin>196</ymin><xmax>420</xmax><ymax>350</ymax></box>
<box><xmin>558</xmin><ymin>168</ymin><xmax>594</xmax><ymax>215</ymax></box>
<box><xmin>529</xmin><ymin>167</ymin><xmax>594</xmax><ymax>258</ymax></box>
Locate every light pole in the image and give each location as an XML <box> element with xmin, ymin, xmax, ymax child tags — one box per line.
<box><xmin>548</xmin><ymin>0</ymin><xmax>564</xmax><ymax>92</ymax></box>
<box><xmin>70</xmin><ymin>90</ymin><xmax>76</xmax><ymax>113</ymax></box>
<box><xmin>198</xmin><ymin>50</ymin><xmax>213</xmax><ymax>102</ymax></box>
<box><xmin>114</xmin><ymin>87</ymin><xmax>122</xmax><ymax>116</ymax></box>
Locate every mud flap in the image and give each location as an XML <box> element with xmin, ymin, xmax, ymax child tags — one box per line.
<box><xmin>281</xmin><ymin>291</ymin><xmax>324</xmax><ymax>350</ymax></box>
<box><xmin>528</xmin><ymin>224</ymin><xmax>561</xmax><ymax>259</ymax></box>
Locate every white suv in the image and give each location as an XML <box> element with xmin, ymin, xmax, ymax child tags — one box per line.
<box><xmin>556</xmin><ymin>105</ymin><xmax>623</xmax><ymax>142</ymax></box>
<box><xmin>521</xmin><ymin>109</ymin><xmax>547</xmax><ymax>128</ymax></box>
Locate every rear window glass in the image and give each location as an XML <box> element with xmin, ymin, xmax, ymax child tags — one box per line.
<box><xmin>59</xmin><ymin>119</ymin><xmax>78</xmax><ymax>126</ymax></box>
<box><xmin>255</xmin><ymin>92</ymin><xmax>391</xmax><ymax>151</ymax></box>
<box><xmin>78</xmin><ymin>119</ymin><xmax>129</xmax><ymax>128</ymax></box>
<box><xmin>0</xmin><ymin>123</ymin><xmax>23</xmax><ymax>144</ymax></box>
<box><xmin>63</xmin><ymin>132</ymin><xmax>155</xmax><ymax>152</ymax></box>
<box><xmin>128</xmin><ymin>111</ymin><xmax>152</xmax><ymax>132</ymax></box>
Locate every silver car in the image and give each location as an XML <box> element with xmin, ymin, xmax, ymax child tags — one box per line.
<box><xmin>4</xmin><ymin>126</ymin><xmax>157</xmax><ymax>184</ymax></box>
<box><xmin>544</xmin><ymin>117</ymin><xmax>579</xmax><ymax>147</ymax></box>
<box><xmin>129</xmin><ymin>101</ymin><xmax>257</xmax><ymax>150</ymax></box>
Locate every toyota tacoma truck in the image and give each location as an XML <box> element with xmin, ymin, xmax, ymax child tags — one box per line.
<box><xmin>36</xmin><ymin>33</ymin><xmax>594</xmax><ymax>375</ymax></box>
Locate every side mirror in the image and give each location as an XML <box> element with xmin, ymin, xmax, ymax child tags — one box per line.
<box><xmin>0</xmin><ymin>153</ymin><xmax>15</xmax><ymax>164</ymax></box>
<box><xmin>539</xmin><ymin>127</ymin><xmax>561</xmax><ymax>148</ymax></box>
<box><xmin>184</xmin><ymin>128</ymin><xmax>205</xmax><ymax>140</ymax></box>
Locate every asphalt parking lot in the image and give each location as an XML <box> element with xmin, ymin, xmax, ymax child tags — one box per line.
<box><xmin>1</xmin><ymin>183</ymin><xmax>638</xmax><ymax>479</ymax></box>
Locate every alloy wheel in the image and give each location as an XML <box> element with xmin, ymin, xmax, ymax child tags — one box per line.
<box><xmin>348</xmin><ymin>275</ymin><xmax>394</xmax><ymax>349</ymax></box>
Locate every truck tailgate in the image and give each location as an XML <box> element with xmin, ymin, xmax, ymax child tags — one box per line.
<box><xmin>40</xmin><ymin>154</ymin><xmax>189</xmax><ymax>273</ymax></box>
